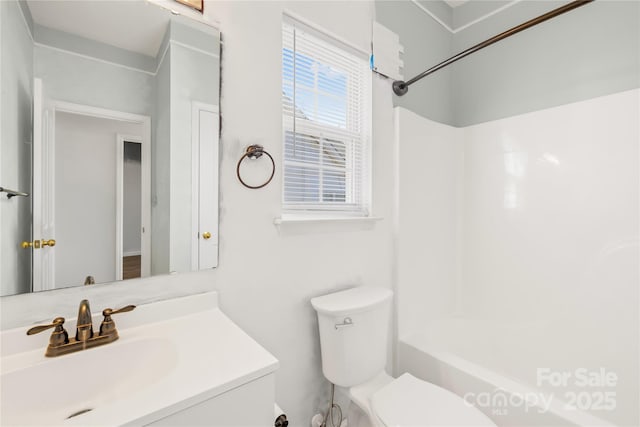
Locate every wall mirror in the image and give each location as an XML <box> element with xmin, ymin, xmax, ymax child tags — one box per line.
<box><xmin>1</xmin><ymin>0</ymin><xmax>220</xmax><ymax>297</ymax></box>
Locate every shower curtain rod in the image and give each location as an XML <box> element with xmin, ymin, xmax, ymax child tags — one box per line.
<box><xmin>392</xmin><ymin>0</ymin><xmax>594</xmax><ymax>96</ymax></box>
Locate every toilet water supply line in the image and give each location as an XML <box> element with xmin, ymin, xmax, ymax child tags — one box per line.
<box><xmin>321</xmin><ymin>383</ymin><xmax>343</xmax><ymax>427</ymax></box>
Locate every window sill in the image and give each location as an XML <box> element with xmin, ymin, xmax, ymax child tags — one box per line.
<box><xmin>274</xmin><ymin>215</ymin><xmax>383</xmax><ymax>225</ymax></box>
<box><xmin>274</xmin><ymin>215</ymin><xmax>382</xmax><ymax>234</ymax></box>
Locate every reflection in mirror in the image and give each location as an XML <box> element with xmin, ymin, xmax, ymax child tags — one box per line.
<box><xmin>0</xmin><ymin>0</ymin><xmax>220</xmax><ymax>297</ymax></box>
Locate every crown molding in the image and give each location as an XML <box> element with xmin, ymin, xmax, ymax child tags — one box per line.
<box><xmin>411</xmin><ymin>0</ymin><xmax>521</xmax><ymax>34</ymax></box>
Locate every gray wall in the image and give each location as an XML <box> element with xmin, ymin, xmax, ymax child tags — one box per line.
<box><xmin>151</xmin><ymin>48</ymin><xmax>171</xmax><ymax>276</ymax></box>
<box><xmin>34</xmin><ymin>45</ymin><xmax>155</xmax><ymax>117</ymax></box>
<box><xmin>34</xmin><ymin>25</ymin><xmax>156</xmax><ymax>74</ymax></box>
<box><xmin>1</xmin><ymin>0</ymin><xmax>33</xmax><ymax>296</ymax></box>
<box><xmin>451</xmin><ymin>0</ymin><xmax>640</xmax><ymax>126</ymax></box>
<box><xmin>375</xmin><ymin>0</ymin><xmax>454</xmax><ymax>125</ymax></box>
<box><xmin>375</xmin><ymin>0</ymin><xmax>640</xmax><ymax>127</ymax></box>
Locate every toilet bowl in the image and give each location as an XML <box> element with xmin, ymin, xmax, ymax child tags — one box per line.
<box><xmin>350</xmin><ymin>372</ymin><xmax>495</xmax><ymax>427</ymax></box>
<box><xmin>311</xmin><ymin>286</ymin><xmax>496</xmax><ymax>427</ymax></box>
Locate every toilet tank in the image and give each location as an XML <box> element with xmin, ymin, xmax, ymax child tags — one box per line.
<box><xmin>311</xmin><ymin>286</ymin><xmax>393</xmax><ymax>387</ymax></box>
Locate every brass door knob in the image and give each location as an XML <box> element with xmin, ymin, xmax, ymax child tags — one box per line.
<box><xmin>202</xmin><ymin>231</ymin><xmax>212</xmax><ymax>240</ymax></box>
<box><xmin>42</xmin><ymin>239</ymin><xmax>56</xmax><ymax>247</ymax></box>
<box><xmin>21</xmin><ymin>240</ymin><xmax>41</xmax><ymax>249</ymax></box>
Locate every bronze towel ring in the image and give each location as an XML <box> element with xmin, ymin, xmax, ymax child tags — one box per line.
<box><xmin>236</xmin><ymin>145</ymin><xmax>275</xmax><ymax>189</ymax></box>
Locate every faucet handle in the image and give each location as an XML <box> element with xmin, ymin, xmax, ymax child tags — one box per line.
<box><xmin>99</xmin><ymin>305</ymin><xmax>136</xmax><ymax>337</ymax></box>
<box><xmin>26</xmin><ymin>317</ymin><xmax>69</xmax><ymax>347</ymax></box>
<box><xmin>102</xmin><ymin>305</ymin><xmax>136</xmax><ymax>317</ymax></box>
<box><xmin>26</xmin><ymin>317</ymin><xmax>65</xmax><ymax>335</ymax></box>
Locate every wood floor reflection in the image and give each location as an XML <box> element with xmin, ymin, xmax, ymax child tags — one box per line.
<box><xmin>123</xmin><ymin>255</ymin><xmax>141</xmax><ymax>280</ymax></box>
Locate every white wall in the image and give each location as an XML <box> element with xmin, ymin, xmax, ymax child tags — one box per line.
<box><xmin>199</xmin><ymin>2</ymin><xmax>395</xmax><ymax>422</ymax></box>
<box><xmin>55</xmin><ymin>112</ymin><xmax>143</xmax><ymax>287</ymax></box>
<box><xmin>460</xmin><ymin>89</ymin><xmax>639</xmax><ymax>426</ymax></box>
<box><xmin>0</xmin><ymin>0</ymin><xmax>33</xmax><ymax>296</ymax></box>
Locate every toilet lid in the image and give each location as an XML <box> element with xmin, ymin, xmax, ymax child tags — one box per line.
<box><xmin>371</xmin><ymin>373</ymin><xmax>496</xmax><ymax>427</ymax></box>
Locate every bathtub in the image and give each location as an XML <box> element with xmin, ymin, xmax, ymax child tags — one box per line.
<box><xmin>398</xmin><ymin>319</ymin><xmax>621</xmax><ymax>427</ymax></box>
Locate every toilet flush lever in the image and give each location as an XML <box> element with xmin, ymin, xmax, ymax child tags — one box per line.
<box><xmin>335</xmin><ymin>317</ymin><xmax>353</xmax><ymax>330</ymax></box>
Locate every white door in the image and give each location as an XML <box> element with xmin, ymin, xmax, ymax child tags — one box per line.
<box><xmin>191</xmin><ymin>103</ymin><xmax>219</xmax><ymax>270</ymax></box>
<box><xmin>32</xmin><ymin>78</ymin><xmax>55</xmax><ymax>292</ymax></box>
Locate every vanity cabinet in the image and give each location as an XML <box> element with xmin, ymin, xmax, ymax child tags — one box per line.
<box><xmin>148</xmin><ymin>374</ymin><xmax>275</xmax><ymax>426</ymax></box>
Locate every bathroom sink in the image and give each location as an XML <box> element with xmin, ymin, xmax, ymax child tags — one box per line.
<box><xmin>0</xmin><ymin>292</ymin><xmax>279</xmax><ymax>426</ymax></box>
<box><xmin>1</xmin><ymin>337</ymin><xmax>177</xmax><ymax>425</ymax></box>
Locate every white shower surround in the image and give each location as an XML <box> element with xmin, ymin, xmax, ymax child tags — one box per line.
<box><xmin>394</xmin><ymin>89</ymin><xmax>639</xmax><ymax>426</ymax></box>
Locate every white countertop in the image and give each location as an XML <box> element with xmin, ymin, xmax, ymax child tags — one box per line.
<box><xmin>1</xmin><ymin>292</ymin><xmax>279</xmax><ymax>426</ymax></box>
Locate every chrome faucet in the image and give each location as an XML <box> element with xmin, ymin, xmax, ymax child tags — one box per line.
<box><xmin>26</xmin><ymin>299</ymin><xmax>136</xmax><ymax>357</ymax></box>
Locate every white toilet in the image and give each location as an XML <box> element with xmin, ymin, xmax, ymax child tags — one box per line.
<box><xmin>311</xmin><ymin>286</ymin><xmax>496</xmax><ymax>427</ymax></box>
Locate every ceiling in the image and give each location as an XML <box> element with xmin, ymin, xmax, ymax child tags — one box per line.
<box><xmin>26</xmin><ymin>0</ymin><xmax>172</xmax><ymax>57</ymax></box>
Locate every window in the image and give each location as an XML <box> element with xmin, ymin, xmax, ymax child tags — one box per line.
<box><xmin>282</xmin><ymin>18</ymin><xmax>371</xmax><ymax>216</ymax></box>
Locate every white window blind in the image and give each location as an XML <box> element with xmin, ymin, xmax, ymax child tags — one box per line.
<box><xmin>282</xmin><ymin>18</ymin><xmax>371</xmax><ymax>215</ymax></box>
